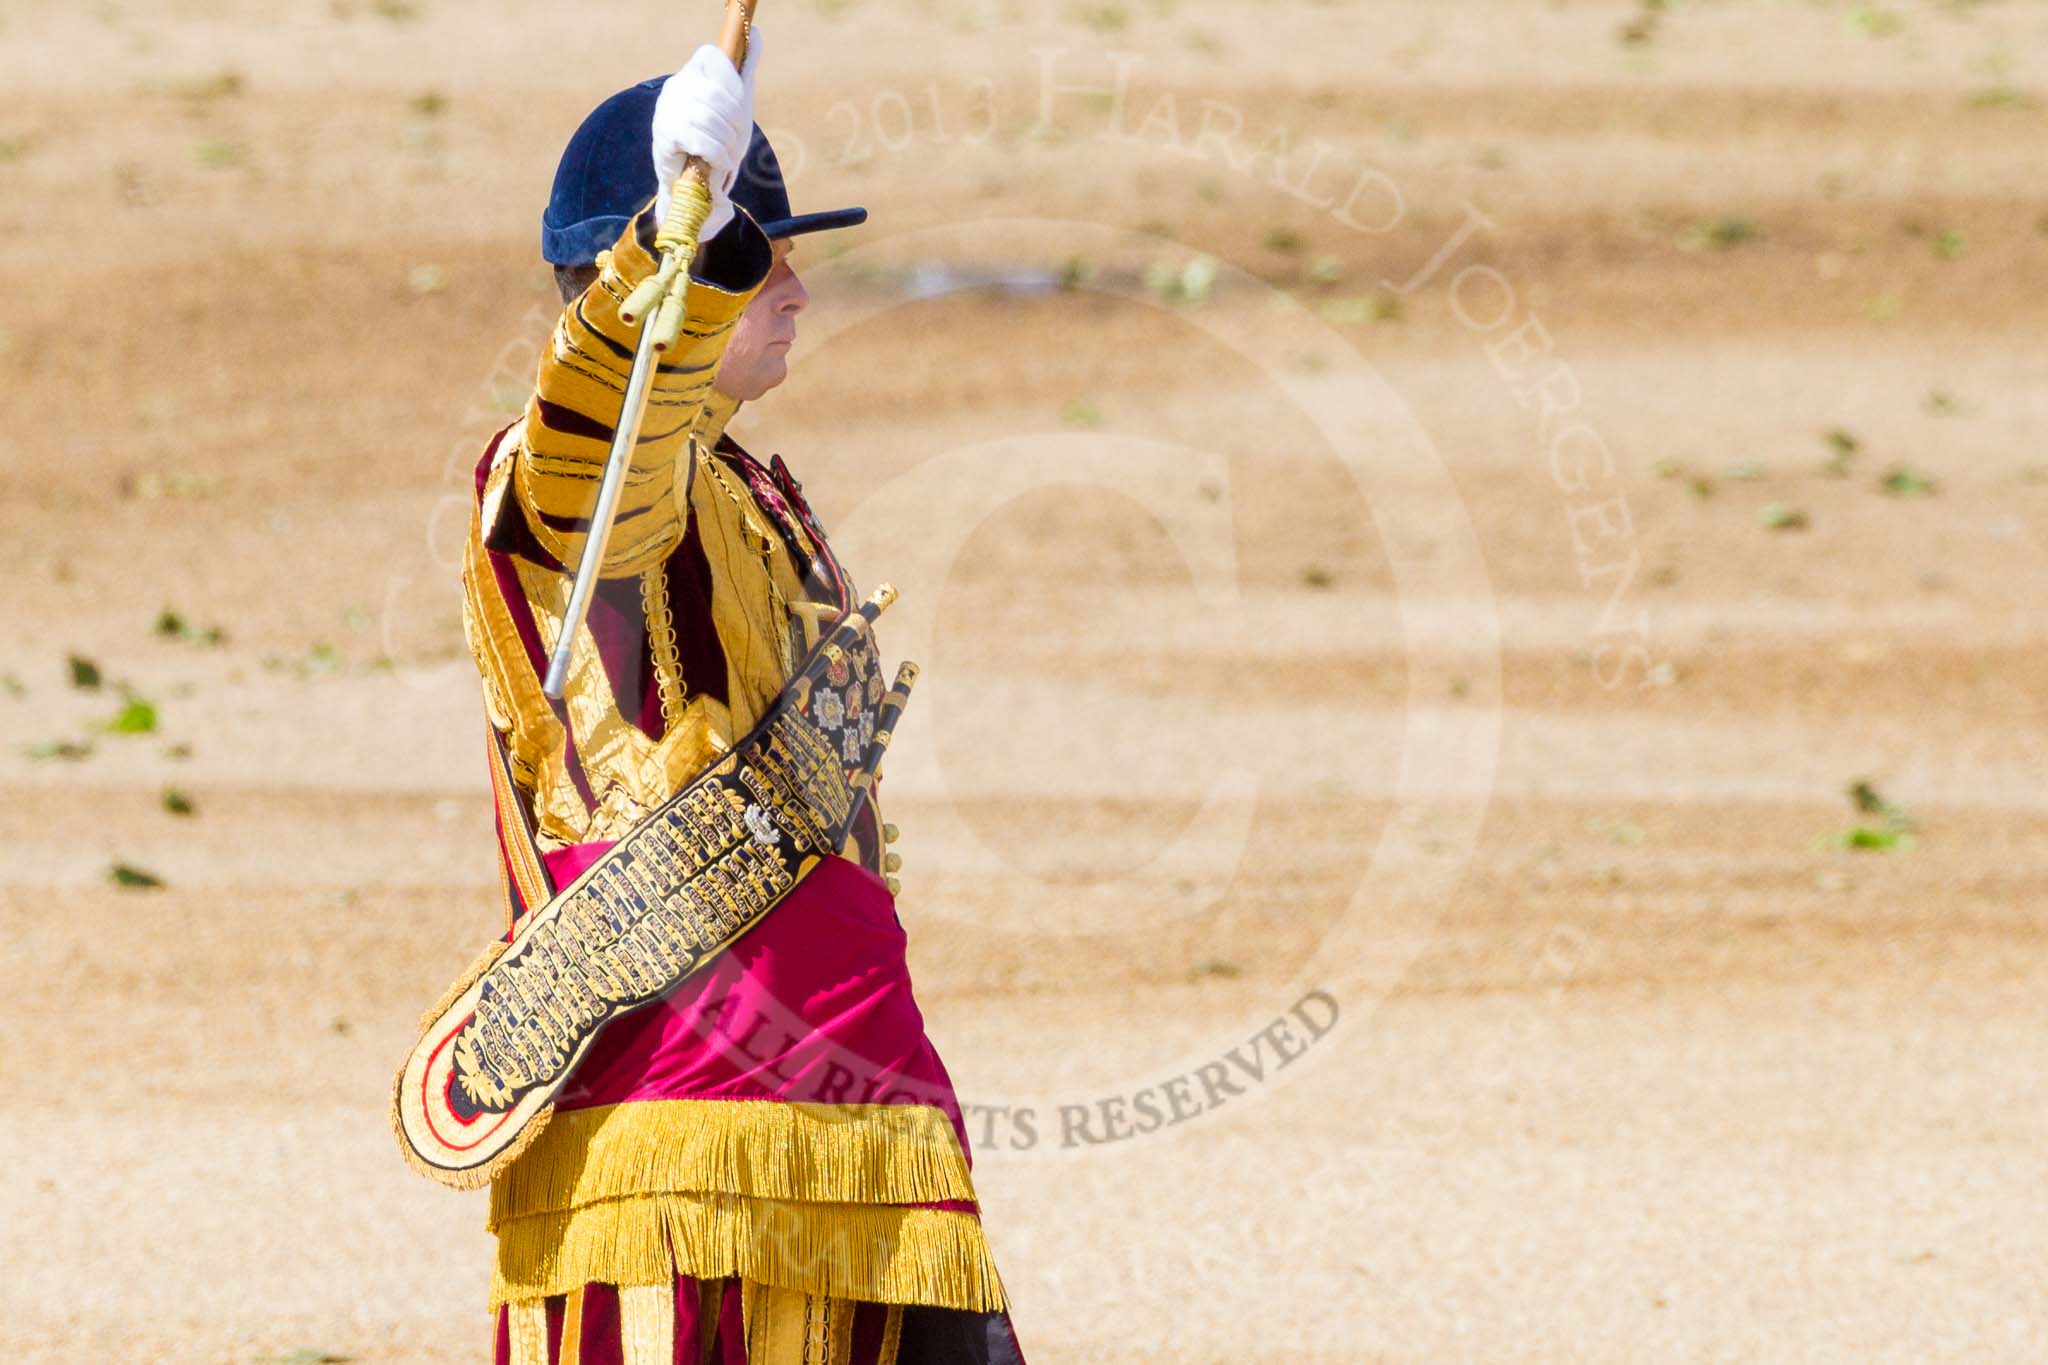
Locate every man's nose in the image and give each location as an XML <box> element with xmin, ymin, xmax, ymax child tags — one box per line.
<box><xmin>778</xmin><ymin>272</ymin><xmax>809</xmax><ymax>316</ymax></box>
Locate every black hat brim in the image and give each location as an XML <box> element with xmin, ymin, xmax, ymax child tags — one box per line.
<box><xmin>755</xmin><ymin>206</ymin><xmax>868</xmax><ymax>239</ymax></box>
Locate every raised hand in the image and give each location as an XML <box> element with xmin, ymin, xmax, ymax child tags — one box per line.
<box><xmin>650</xmin><ymin>26</ymin><xmax>763</xmax><ymax>241</ymax></box>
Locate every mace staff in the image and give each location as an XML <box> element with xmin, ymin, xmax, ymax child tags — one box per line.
<box><xmin>543</xmin><ymin>0</ymin><xmax>760</xmax><ymax>700</ymax></box>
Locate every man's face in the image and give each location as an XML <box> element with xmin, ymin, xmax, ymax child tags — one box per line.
<box><xmin>714</xmin><ymin>237</ymin><xmax>807</xmax><ymax>402</ymax></box>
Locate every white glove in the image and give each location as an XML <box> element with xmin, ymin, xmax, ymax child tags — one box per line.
<box><xmin>651</xmin><ymin>27</ymin><xmax>762</xmax><ymax>242</ymax></box>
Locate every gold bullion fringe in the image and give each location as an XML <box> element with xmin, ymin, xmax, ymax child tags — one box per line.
<box><xmin>488</xmin><ymin>1099</ymin><xmax>977</xmax><ymax>1228</ymax></box>
<box><xmin>489</xmin><ymin>1192</ymin><xmax>1007</xmax><ymax>1314</ymax></box>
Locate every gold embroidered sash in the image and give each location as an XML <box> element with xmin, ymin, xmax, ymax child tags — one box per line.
<box><xmin>394</xmin><ymin>584</ymin><xmax>915</xmax><ymax>1189</ymax></box>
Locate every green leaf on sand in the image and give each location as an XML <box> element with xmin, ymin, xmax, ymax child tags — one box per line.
<box><xmin>22</xmin><ymin>737</ymin><xmax>93</xmax><ymax>761</ymax></box>
<box><xmin>109</xmin><ymin>863</ymin><xmax>165</xmax><ymax>889</ymax></box>
<box><xmin>1826</xmin><ymin>826</ymin><xmax>1912</xmax><ymax>853</ymax></box>
<box><xmin>99</xmin><ymin>698</ymin><xmax>159</xmax><ymax>735</ymax></box>
<box><xmin>1879</xmin><ymin>466</ymin><xmax>1937</xmax><ymax>497</ymax></box>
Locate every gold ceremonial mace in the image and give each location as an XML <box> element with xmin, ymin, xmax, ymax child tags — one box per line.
<box><xmin>542</xmin><ymin>0</ymin><xmax>759</xmax><ymax>700</ymax></box>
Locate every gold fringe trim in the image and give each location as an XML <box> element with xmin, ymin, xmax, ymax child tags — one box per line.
<box><xmin>491</xmin><ymin>1191</ymin><xmax>1007</xmax><ymax>1314</ymax></box>
<box><xmin>489</xmin><ymin>1100</ymin><xmax>977</xmax><ymax>1227</ymax></box>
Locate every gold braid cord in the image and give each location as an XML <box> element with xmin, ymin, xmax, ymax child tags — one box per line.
<box><xmin>641</xmin><ymin>564</ymin><xmax>688</xmax><ymax>731</ymax></box>
<box><xmin>620</xmin><ymin>176</ymin><xmax>717</xmax><ymax>351</ymax></box>
<box><xmin>393</xmin><ymin>585</ymin><xmax>915</xmax><ymax>1189</ymax></box>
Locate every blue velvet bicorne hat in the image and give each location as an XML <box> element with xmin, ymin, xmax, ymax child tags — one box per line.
<box><xmin>541</xmin><ymin>76</ymin><xmax>867</xmax><ymax>266</ymax></box>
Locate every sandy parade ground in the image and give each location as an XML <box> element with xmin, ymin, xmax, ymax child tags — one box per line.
<box><xmin>3</xmin><ymin>1</ymin><xmax>2048</xmax><ymax>1360</ymax></box>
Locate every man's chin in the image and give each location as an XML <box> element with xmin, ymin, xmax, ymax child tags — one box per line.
<box><xmin>739</xmin><ymin>357</ymin><xmax>790</xmax><ymax>401</ymax></box>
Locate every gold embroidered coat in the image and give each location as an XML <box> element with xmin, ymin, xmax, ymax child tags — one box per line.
<box><xmin>462</xmin><ymin>208</ymin><xmax>829</xmax><ymax>853</ymax></box>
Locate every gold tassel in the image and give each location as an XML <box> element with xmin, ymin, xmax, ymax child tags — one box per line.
<box><xmin>491</xmin><ymin>1192</ymin><xmax>1006</xmax><ymax>1314</ymax></box>
<box><xmin>488</xmin><ymin>1100</ymin><xmax>977</xmax><ymax>1228</ymax></box>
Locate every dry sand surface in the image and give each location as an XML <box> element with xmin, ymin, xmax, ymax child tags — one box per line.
<box><xmin>4</xmin><ymin>1</ymin><xmax>2048</xmax><ymax>1360</ymax></box>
